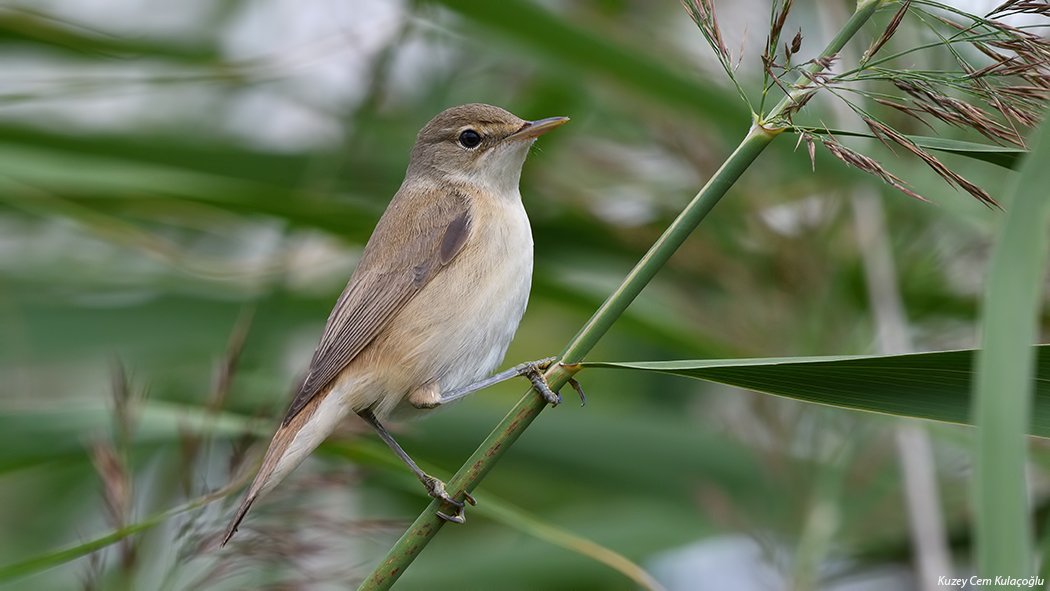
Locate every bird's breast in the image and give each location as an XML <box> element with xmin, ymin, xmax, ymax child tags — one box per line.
<box><xmin>372</xmin><ymin>192</ymin><xmax>534</xmax><ymax>416</ymax></box>
<box><xmin>435</xmin><ymin>195</ymin><xmax>534</xmax><ymax>384</ymax></box>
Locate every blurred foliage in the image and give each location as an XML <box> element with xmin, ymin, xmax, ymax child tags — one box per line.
<box><xmin>0</xmin><ymin>0</ymin><xmax>1043</xmax><ymax>589</ymax></box>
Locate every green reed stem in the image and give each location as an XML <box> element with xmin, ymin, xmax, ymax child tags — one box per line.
<box><xmin>359</xmin><ymin>2</ymin><xmax>884</xmax><ymax>588</ymax></box>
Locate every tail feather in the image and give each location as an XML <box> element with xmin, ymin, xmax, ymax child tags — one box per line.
<box><xmin>220</xmin><ymin>391</ymin><xmax>330</xmax><ymax>545</ymax></box>
<box><xmin>221</xmin><ymin>493</ymin><xmax>256</xmax><ymax>547</ymax></box>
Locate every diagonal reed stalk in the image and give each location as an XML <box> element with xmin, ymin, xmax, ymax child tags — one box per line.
<box><xmin>359</xmin><ymin>2</ymin><xmax>884</xmax><ymax>588</ymax></box>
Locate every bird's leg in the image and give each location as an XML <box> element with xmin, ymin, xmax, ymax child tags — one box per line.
<box><xmin>413</xmin><ymin>357</ymin><xmax>565</xmax><ymax>408</ymax></box>
<box><xmin>356</xmin><ymin>409</ymin><xmax>475</xmax><ymax>523</ymax></box>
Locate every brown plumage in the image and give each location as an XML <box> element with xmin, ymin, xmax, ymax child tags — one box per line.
<box><xmin>222</xmin><ymin>104</ymin><xmax>568</xmax><ymax>545</ymax></box>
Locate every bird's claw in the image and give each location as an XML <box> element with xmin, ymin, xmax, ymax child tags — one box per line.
<box><xmin>568</xmin><ymin>377</ymin><xmax>586</xmax><ymax>406</ymax></box>
<box><xmin>535</xmin><ymin>356</ymin><xmax>557</xmax><ymax>370</ymax></box>
<box><xmin>436</xmin><ymin>490</ymin><xmax>476</xmax><ymax>523</ymax></box>
<box><xmin>436</xmin><ymin>508</ymin><xmax>465</xmax><ymax>523</ymax></box>
<box><xmin>424</xmin><ymin>474</ymin><xmax>475</xmax><ymax>524</ymax></box>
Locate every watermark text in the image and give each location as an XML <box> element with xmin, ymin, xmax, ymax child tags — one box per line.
<box><xmin>938</xmin><ymin>575</ymin><xmax>1044</xmax><ymax>588</ymax></box>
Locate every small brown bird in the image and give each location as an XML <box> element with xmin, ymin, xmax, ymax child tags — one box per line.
<box><xmin>222</xmin><ymin>104</ymin><xmax>569</xmax><ymax>545</ymax></box>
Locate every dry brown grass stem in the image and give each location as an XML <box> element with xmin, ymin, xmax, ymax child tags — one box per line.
<box><xmin>813</xmin><ymin>131</ymin><xmax>929</xmax><ymax>203</ymax></box>
<box><xmin>863</xmin><ymin>117</ymin><xmax>998</xmax><ymax>207</ymax></box>
<box><xmin>866</xmin><ymin>1</ymin><xmax>911</xmax><ymax>61</ymax></box>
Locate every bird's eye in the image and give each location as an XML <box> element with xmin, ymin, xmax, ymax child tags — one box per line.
<box><xmin>458</xmin><ymin>129</ymin><xmax>482</xmax><ymax>149</ymax></box>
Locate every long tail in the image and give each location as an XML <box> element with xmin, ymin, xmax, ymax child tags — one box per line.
<box><xmin>221</xmin><ymin>392</ymin><xmax>331</xmax><ymax>546</ymax></box>
<box><xmin>221</xmin><ymin>483</ymin><xmax>260</xmax><ymax>546</ymax></box>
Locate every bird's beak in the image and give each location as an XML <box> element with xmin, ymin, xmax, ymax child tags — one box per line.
<box><xmin>506</xmin><ymin>116</ymin><xmax>570</xmax><ymax>141</ymax></box>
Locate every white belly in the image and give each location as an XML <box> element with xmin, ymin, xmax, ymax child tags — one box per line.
<box><xmin>432</xmin><ymin>197</ymin><xmax>534</xmax><ymax>390</ymax></box>
<box><xmin>372</xmin><ymin>194</ymin><xmax>534</xmax><ymax>417</ymax></box>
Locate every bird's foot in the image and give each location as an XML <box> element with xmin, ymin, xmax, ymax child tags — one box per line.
<box><xmin>520</xmin><ymin>357</ymin><xmax>560</xmax><ymax>406</ymax></box>
<box><xmin>423</xmin><ymin>474</ymin><xmax>476</xmax><ymax>524</ymax></box>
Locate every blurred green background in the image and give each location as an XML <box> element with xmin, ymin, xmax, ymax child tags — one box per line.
<box><xmin>0</xmin><ymin>0</ymin><xmax>1033</xmax><ymax>589</ymax></box>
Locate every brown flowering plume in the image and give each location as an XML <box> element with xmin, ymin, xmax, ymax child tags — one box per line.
<box><xmin>686</xmin><ymin>0</ymin><xmax>1050</xmax><ymax>206</ymax></box>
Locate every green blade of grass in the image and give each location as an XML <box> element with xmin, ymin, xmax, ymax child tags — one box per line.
<box><xmin>972</xmin><ymin>106</ymin><xmax>1050</xmax><ymax>579</ymax></box>
<box><xmin>0</xmin><ymin>9</ymin><xmax>219</xmax><ymax>62</ymax></box>
<box><xmin>581</xmin><ymin>345</ymin><xmax>1050</xmax><ymax>436</ymax></box>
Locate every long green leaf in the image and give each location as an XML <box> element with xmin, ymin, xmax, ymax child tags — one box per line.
<box><xmin>0</xmin><ymin>9</ymin><xmax>218</xmax><ymax>62</ymax></box>
<box><xmin>580</xmin><ymin>345</ymin><xmax>1050</xmax><ymax>437</ymax></box>
<box><xmin>0</xmin><ymin>488</ymin><xmax>223</xmax><ymax>584</ymax></box>
<box><xmin>0</xmin><ymin>401</ymin><xmax>262</xmax><ymax>475</ymax></box>
<box><xmin>972</xmin><ymin>108</ymin><xmax>1050</xmax><ymax>578</ymax></box>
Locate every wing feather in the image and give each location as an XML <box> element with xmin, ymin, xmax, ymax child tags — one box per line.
<box><xmin>283</xmin><ymin>186</ymin><xmax>472</xmax><ymax>423</ymax></box>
